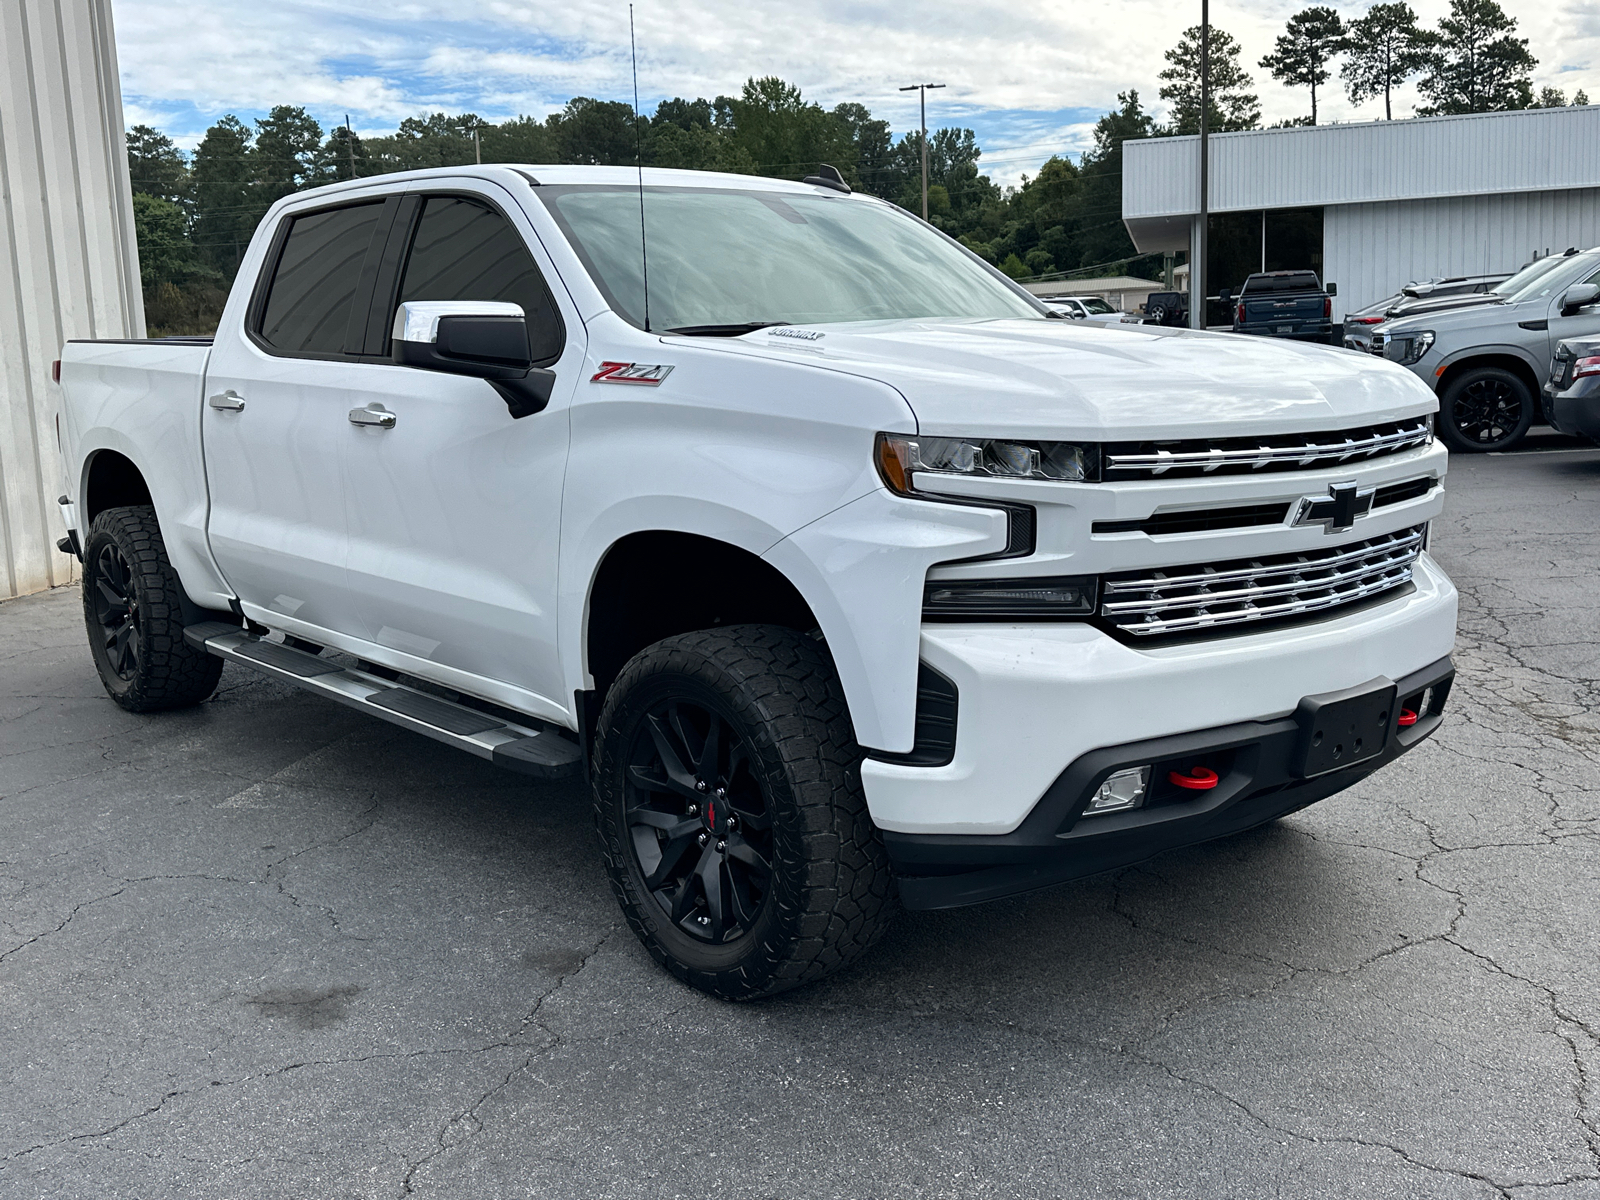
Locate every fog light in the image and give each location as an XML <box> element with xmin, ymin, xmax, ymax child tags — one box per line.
<box><xmin>1085</xmin><ymin>766</ymin><xmax>1149</xmax><ymax>815</ymax></box>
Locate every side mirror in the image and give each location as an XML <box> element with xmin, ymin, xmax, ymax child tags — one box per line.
<box><xmin>1326</xmin><ymin>282</ymin><xmax>1338</xmax><ymax>297</ymax></box>
<box><xmin>392</xmin><ymin>301</ymin><xmax>557</xmax><ymax>419</ymax></box>
<box><xmin>1070</xmin><ymin>309</ymin><xmax>1087</xmax><ymax>320</ymax></box>
<box><xmin>1218</xmin><ymin>288</ymin><xmax>1232</xmax><ymax>305</ymax></box>
<box><xmin>1560</xmin><ymin>283</ymin><xmax>1600</xmax><ymax>316</ymax></box>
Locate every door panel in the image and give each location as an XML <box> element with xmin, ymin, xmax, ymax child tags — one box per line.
<box><xmin>204</xmin><ymin>199</ymin><xmax>390</xmax><ymax>637</ymax></box>
<box><xmin>340</xmin><ymin>184</ymin><xmax>581</xmax><ymax>718</ymax></box>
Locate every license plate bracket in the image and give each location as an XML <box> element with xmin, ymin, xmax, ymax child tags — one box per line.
<box><xmin>1293</xmin><ymin>677</ymin><xmax>1396</xmax><ymax>778</ymax></box>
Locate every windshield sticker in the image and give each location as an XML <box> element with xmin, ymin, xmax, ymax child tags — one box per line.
<box><xmin>768</xmin><ymin>328</ymin><xmax>824</xmax><ymax>341</ymax></box>
<box><xmin>591</xmin><ymin>362</ymin><xmax>674</xmax><ymax>385</ymax></box>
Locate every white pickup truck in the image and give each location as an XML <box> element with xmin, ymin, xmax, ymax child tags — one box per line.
<box><xmin>55</xmin><ymin>165</ymin><xmax>1458</xmax><ymax>999</ymax></box>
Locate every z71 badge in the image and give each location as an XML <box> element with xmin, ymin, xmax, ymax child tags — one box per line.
<box><xmin>590</xmin><ymin>362</ymin><xmax>675</xmax><ymax>385</ymax></box>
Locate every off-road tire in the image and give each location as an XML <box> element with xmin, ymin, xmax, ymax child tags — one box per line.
<box><xmin>593</xmin><ymin>625</ymin><xmax>895</xmax><ymax>1000</ymax></box>
<box><xmin>1439</xmin><ymin>366</ymin><xmax>1535</xmax><ymax>452</ymax></box>
<box><xmin>82</xmin><ymin>505</ymin><xmax>223</xmax><ymax>712</ymax></box>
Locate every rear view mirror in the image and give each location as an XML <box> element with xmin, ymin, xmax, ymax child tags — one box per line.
<box><xmin>1560</xmin><ymin>283</ymin><xmax>1600</xmax><ymax>316</ymax></box>
<box><xmin>392</xmin><ymin>301</ymin><xmax>556</xmax><ymax>418</ymax></box>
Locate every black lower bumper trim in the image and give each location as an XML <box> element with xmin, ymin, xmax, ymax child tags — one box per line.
<box><xmin>887</xmin><ymin>654</ymin><xmax>1455</xmax><ymax>910</ymax></box>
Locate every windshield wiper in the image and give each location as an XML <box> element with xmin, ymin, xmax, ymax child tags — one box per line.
<box><xmin>666</xmin><ymin>321</ymin><xmax>789</xmax><ymax>337</ymax></box>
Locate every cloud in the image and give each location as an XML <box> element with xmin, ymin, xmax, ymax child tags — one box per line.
<box><xmin>113</xmin><ymin>0</ymin><xmax>1600</xmax><ymax>184</ymax></box>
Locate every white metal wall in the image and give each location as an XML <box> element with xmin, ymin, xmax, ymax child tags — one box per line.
<box><xmin>0</xmin><ymin>0</ymin><xmax>142</xmax><ymax>600</ymax></box>
<box><xmin>1326</xmin><ymin>187</ymin><xmax>1600</xmax><ymax>316</ymax></box>
<box><xmin>1125</xmin><ymin>106</ymin><xmax>1600</xmax><ymax>222</ymax></box>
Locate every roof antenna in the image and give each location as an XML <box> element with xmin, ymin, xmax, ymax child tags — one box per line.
<box><xmin>629</xmin><ymin>4</ymin><xmax>651</xmax><ymax>332</ymax></box>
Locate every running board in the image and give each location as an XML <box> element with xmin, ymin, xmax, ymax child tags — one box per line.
<box><xmin>184</xmin><ymin>622</ymin><xmax>582</xmax><ymax>779</ymax></box>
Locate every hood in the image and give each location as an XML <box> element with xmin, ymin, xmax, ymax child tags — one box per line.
<box><xmin>1386</xmin><ymin>292</ymin><xmax>1501</xmax><ymax>320</ymax></box>
<box><xmin>684</xmin><ymin>318</ymin><xmax>1436</xmax><ymax>441</ymax></box>
<box><xmin>1380</xmin><ymin>295</ymin><xmax>1535</xmax><ymax>338</ymax></box>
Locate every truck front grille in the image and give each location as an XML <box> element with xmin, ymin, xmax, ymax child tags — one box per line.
<box><xmin>1101</xmin><ymin>525</ymin><xmax>1424</xmax><ymax>638</ymax></box>
<box><xmin>1101</xmin><ymin>418</ymin><xmax>1430</xmax><ymax>479</ymax></box>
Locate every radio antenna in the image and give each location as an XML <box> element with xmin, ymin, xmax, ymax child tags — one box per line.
<box><xmin>629</xmin><ymin>4</ymin><xmax>651</xmax><ymax>332</ymax></box>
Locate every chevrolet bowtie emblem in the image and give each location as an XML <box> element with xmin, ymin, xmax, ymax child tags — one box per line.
<box><xmin>1293</xmin><ymin>481</ymin><xmax>1375</xmax><ymax>533</ymax></box>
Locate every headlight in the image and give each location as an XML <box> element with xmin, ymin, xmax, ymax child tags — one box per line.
<box><xmin>876</xmin><ymin>432</ymin><xmax>1097</xmax><ymax>494</ymax></box>
<box><xmin>1392</xmin><ymin>330</ymin><xmax>1435</xmax><ymax>366</ymax></box>
<box><xmin>923</xmin><ymin>575</ymin><xmax>1097</xmax><ymax>619</ymax></box>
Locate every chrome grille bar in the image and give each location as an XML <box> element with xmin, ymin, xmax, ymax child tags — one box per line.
<box><xmin>1103</xmin><ymin>420</ymin><xmax>1431</xmax><ymax>477</ymax></box>
<box><xmin>1101</xmin><ymin>526</ymin><xmax>1424</xmax><ymax>637</ymax></box>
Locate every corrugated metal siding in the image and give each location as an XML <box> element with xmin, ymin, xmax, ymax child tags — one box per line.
<box><xmin>0</xmin><ymin>0</ymin><xmax>142</xmax><ymax>600</ymax></box>
<box><xmin>1126</xmin><ymin>106</ymin><xmax>1600</xmax><ymax>219</ymax></box>
<box><xmin>1327</xmin><ymin>187</ymin><xmax>1600</xmax><ymax>316</ymax></box>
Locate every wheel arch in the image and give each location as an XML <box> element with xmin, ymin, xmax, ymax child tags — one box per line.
<box><xmin>82</xmin><ymin>448</ymin><xmax>153</xmax><ymax>524</ymax></box>
<box><xmin>582</xmin><ymin>530</ymin><xmax>820</xmax><ymax>710</ymax></box>
<box><xmin>1435</xmin><ymin>351</ymin><xmax>1542</xmax><ymax>401</ymax></box>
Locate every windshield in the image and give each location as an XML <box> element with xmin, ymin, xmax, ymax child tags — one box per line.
<box><xmin>539</xmin><ymin>185</ymin><xmax>1043</xmax><ymax>329</ymax></box>
<box><xmin>1080</xmin><ymin>297</ymin><xmax>1116</xmax><ymax>314</ymax></box>
<box><xmin>1493</xmin><ymin>255</ymin><xmax>1574</xmax><ymax>301</ymax></box>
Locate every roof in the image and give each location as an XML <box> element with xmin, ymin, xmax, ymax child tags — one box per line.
<box><xmin>1122</xmin><ymin>105</ymin><xmax>1600</xmax><ymax>252</ymax></box>
<box><xmin>291</xmin><ymin>164</ymin><xmax>879</xmax><ymax>204</ymax></box>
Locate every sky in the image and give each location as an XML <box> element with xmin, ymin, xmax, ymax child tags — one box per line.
<box><xmin>113</xmin><ymin>0</ymin><xmax>1600</xmax><ymax>189</ymax></box>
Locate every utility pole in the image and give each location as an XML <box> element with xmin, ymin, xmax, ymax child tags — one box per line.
<box><xmin>1192</xmin><ymin>0</ymin><xmax>1210</xmax><ymax>329</ymax></box>
<box><xmin>899</xmin><ymin>82</ymin><xmax>946</xmax><ymax>220</ymax></box>
<box><xmin>345</xmin><ymin>113</ymin><xmax>355</xmax><ymax>180</ymax></box>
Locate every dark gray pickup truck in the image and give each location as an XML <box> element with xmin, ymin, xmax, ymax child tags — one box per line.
<box><xmin>1224</xmin><ymin>271</ymin><xmax>1336</xmax><ymax>344</ymax></box>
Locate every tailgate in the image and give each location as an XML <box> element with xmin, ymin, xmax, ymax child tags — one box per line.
<box><xmin>1244</xmin><ymin>295</ymin><xmax>1323</xmax><ymax>326</ymax></box>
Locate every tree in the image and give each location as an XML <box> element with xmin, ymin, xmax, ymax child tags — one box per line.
<box><xmin>253</xmin><ymin>106</ymin><xmax>323</xmax><ymax>205</ymax></box>
<box><xmin>1075</xmin><ymin>91</ymin><xmax>1156</xmax><ymax>274</ymax></box>
<box><xmin>1341</xmin><ymin>2</ymin><xmax>1434</xmax><ymax>119</ymax></box>
<box><xmin>1417</xmin><ymin>0</ymin><xmax>1536</xmax><ymax>115</ymax></box>
<box><xmin>188</xmin><ymin>115</ymin><xmax>257</xmax><ymax>277</ymax></box>
<box><xmin>1260</xmin><ymin>7</ymin><xmax>1346</xmax><ymax>124</ymax></box>
<box><xmin>720</xmin><ymin>77</ymin><xmax>854</xmax><ymax>179</ymax></box>
<box><xmin>1159</xmin><ymin>24</ymin><xmax>1261</xmax><ymax>134</ymax></box>
<box><xmin>125</xmin><ymin>125</ymin><xmax>187</xmax><ymax>205</ymax></box>
<box><xmin>1577</xmin><ymin>90</ymin><xmax>1592</xmax><ymax>106</ymax></box>
<box><xmin>547</xmin><ymin>97</ymin><xmax>643</xmax><ymax>166</ymax></box>
<box><xmin>1532</xmin><ymin>85</ymin><xmax>1567</xmax><ymax>108</ymax></box>
<box><xmin>315</xmin><ymin>123</ymin><xmax>372</xmax><ymax>181</ymax></box>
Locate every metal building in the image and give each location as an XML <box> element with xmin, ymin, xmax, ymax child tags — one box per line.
<box><xmin>0</xmin><ymin>0</ymin><xmax>143</xmax><ymax>601</ymax></box>
<box><xmin>1122</xmin><ymin>106</ymin><xmax>1600</xmax><ymax>319</ymax></box>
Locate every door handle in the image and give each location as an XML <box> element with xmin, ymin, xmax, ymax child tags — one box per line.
<box><xmin>208</xmin><ymin>390</ymin><xmax>246</xmax><ymax>412</ymax></box>
<box><xmin>348</xmin><ymin>403</ymin><xmax>396</xmax><ymax>429</ymax></box>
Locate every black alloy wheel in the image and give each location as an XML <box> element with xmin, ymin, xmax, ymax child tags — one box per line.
<box><xmin>624</xmin><ymin>698</ymin><xmax>773</xmax><ymax>944</ymax></box>
<box><xmin>1440</xmin><ymin>367</ymin><xmax>1534</xmax><ymax>452</ymax></box>
<box><xmin>593</xmin><ymin>625</ymin><xmax>894</xmax><ymax>1000</ymax></box>
<box><xmin>91</xmin><ymin>540</ymin><xmax>141</xmax><ymax>681</ymax></box>
<box><xmin>81</xmin><ymin>505</ymin><xmax>224</xmax><ymax>711</ymax></box>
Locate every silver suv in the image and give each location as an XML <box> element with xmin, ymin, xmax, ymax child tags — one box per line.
<box><xmin>1373</xmin><ymin>248</ymin><xmax>1600</xmax><ymax>451</ymax></box>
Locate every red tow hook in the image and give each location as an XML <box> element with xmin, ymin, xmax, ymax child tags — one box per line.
<box><xmin>1398</xmin><ymin>708</ymin><xmax>1419</xmax><ymax>727</ymax></box>
<box><xmin>1168</xmin><ymin>766</ymin><xmax>1219</xmax><ymax>790</ymax></box>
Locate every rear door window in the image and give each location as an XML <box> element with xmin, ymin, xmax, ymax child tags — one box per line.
<box><xmin>397</xmin><ymin>196</ymin><xmax>564</xmax><ymax>364</ymax></box>
<box><xmin>258</xmin><ymin>202</ymin><xmax>386</xmax><ymax>356</ymax></box>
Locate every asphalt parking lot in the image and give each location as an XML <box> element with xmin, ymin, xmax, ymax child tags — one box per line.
<box><xmin>4</xmin><ymin>432</ymin><xmax>1600</xmax><ymax>1199</ymax></box>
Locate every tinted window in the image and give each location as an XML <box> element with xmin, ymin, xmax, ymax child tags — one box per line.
<box><xmin>259</xmin><ymin>203</ymin><xmax>384</xmax><ymax>355</ymax></box>
<box><xmin>1243</xmin><ymin>272</ymin><xmax>1321</xmax><ymax>294</ymax></box>
<box><xmin>399</xmin><ymin>197</ymin><xmax>563</xmax><ymax>362</ymax></box>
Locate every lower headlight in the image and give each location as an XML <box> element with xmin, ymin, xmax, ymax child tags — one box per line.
<box><xmin>922</xmin><ymin>575</ymin><xmax>1097</xmax><ymax>619</ymax></box>
<box><xmin>1395</xmin><ymin>330</ymin><xmax>1435</xmax><ymax>366</ymax></box>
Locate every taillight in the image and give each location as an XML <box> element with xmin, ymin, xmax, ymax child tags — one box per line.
<box><xmin>1576</xmin><ymin>356</ymin><xmax>1600</xmax><ymax>380</ymax></box>
<box><xmin>1236</xmin><ymin>302</ymin><xmax>1245</xmax><ymax>323</ymax></box>
<box><xmin>52</xmin><ymin>359</ymin><xmax>61</xmax><ymax>383</ymax></box>
<box><xmin>1324</xmin><ymin>297</ymin><xmax>1333</xmax><ymax>319</ymax></box>
<box><xmin>1352</xmin><ymin>316</ymin><xmax>1383</xmax><ymax>324</ymax></box>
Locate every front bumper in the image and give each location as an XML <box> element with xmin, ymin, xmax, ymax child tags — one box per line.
<box><xmin>885</xmin><ymin>653</ymin><xmax>1453</xmax><ymax>909</ymax></box>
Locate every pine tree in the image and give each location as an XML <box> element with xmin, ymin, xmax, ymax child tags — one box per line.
<box><xmin>188</xmin><ymin>115</ymin><xmax>256</xmax><ymax>277</ymax></box>
<box><xmin>125</xmin><ymin>125</ymin><xmax>188</xmax><ymax>205</ymax></box>
<box><xmin>1260</xmin><ymin>7</ymin><xmax>1347</xmax><ymax>125</ymax></box>
<box><xmin>1159</xmin><ymin>24</ymin><xmax>1262</xmax><ymax>134</ymax></box>
<box><xmin>1341</xmin><ymin>3</ymin><xmax>1434</xmax><ymax>119</ymax></box>
<box><xmin>1417</xmin><ymin>0</ymin><xmax>1537</xmax><ymax>115</ymax></box>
